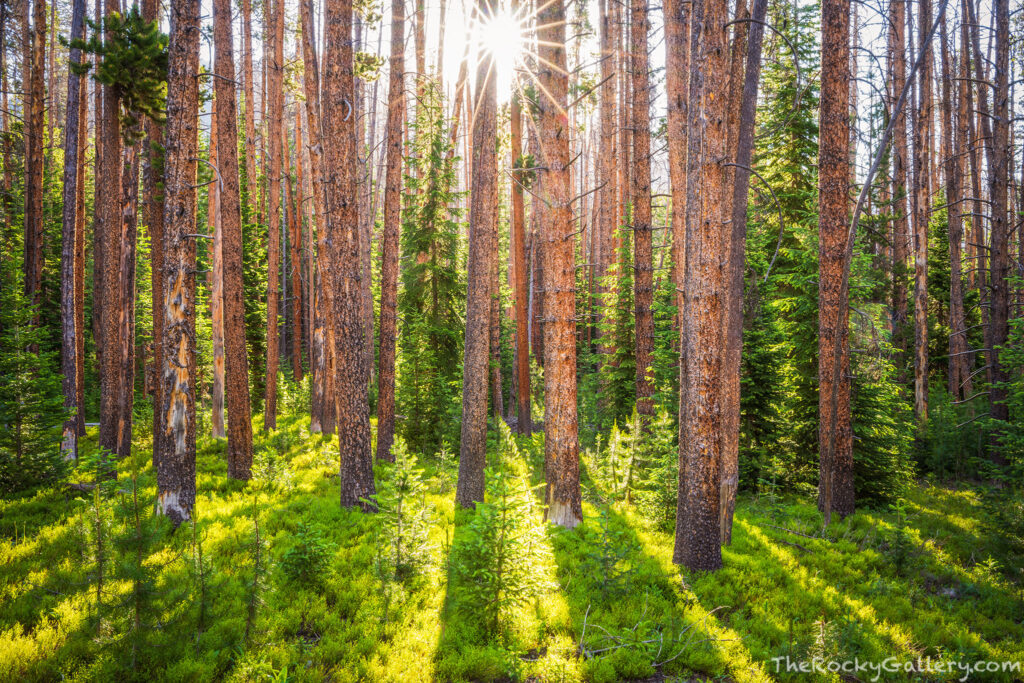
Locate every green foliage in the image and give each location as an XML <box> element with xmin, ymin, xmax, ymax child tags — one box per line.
<box><xmin>579</xmin><ymin>505</ymin><xmax>641</xmax><ymax>597</ymax></box>
<box><xmin>451</xmin><ymin>424</ymin><xmax>550</xmax><ymax>637</ymax></box>
<box><xmin>0</xmin><ymin>260</ymin><xmax>69</xmax><ymax>495</ymax></box>
<box><xmin>396</xmin><ymin>78</ymin><xmax>465</xmax><ymax>455</ymax></box>
<box><xmin>71</xmin><ymin>8</ymin><xmax>168</xmax><ymax>140</ymax></box>
<box><xmin>370</xmin><ymin>437</ymin><xmax>433</xmax><ymax>584</ymax></box>
<box><xmin>279</xmin><ymin>522</ymin><xmax>333</xmax><ymax>590</ymax></box>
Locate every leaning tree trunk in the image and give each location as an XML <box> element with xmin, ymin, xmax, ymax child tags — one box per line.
<box><xmin>323</xmin><ymin>0</ymin><xmax>376</xmax><ymax>509</ymax></box>
<box><xmin>672</xmin><ymin>0</ymin><xmax>729</xmax><ymax>571</ymax></box>
<box><xmin>263</xmin><ymin>0</ymin><xmax>284</xmax><ymax>430</ymax></box>
<box><xmin>214</xmin><ymin>0</ymin><xmax>254</xmax><ymax>477</ymax></box>
<box><xmin>455</xmin><ymin>0</ymin><xmax>499</xmax><ymax>509</ymax></box>
<box><xmin>537</xmin><ymin>0</ymin><xmax>582</xmax><ymax>529</ymax></box>
<box><xmin>157</xmin><ymin>0</ymin><xmax>201</xmax><ymax>526</ymax></box>
<box><xmin>60</xmin><ymin>0</ymin><xmax>86</xmax><ymax>460</ymax></box>
<box><xmin>375</xmin><ymin>0</ymin><xmax>405</xmax><ymax>462</ymax></box>
<box><xmin>817</xmin><ymin>0</ymin><xmax>854</xmax><ymax>522</ymax></box>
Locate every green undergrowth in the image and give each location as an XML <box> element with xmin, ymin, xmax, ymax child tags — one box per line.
<box><xmin>1</xmin><ymin>406</ymin><xmax>1022</xmax><ymax>682</ymax></box>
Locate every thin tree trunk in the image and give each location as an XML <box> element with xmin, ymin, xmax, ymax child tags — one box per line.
<box><xmin>912</xmin><ymin>0</ymin><xmax>932</xmax><ymax>424</ymax></box>
<box><xmin>673</xmin><ymin>0</ymin><xmax>729</xmax><ymax>571</ymax></box>
<box><xmin>817</xmin><ymin>0</ymin><xmax>854</xmax><ymax>520</ymax></box>
<box><xmin>157</xmin><ymin>0</ymin><xmax>201</xmax><ymax>526</ymax></box>
<box><xmin>323</xmin><ymin>0</ymin><xmax>376</xmax><ymax>509</ymax></box>
<box><xmin>510</xmin><ymin>26</ymin><xmax>531</xmax><ymax>436</ymax></box>
<box><xmin>537</xmin><ymin>0</ymin><xmax>582</xmax><ymax>529</ymax></box>
<box><xmin>286</xmin><ymin>128</ymin><xmax>304</xmax><ymax>382</ymax></box>
<box><xmin>631</xmin><ymin>0</ymin><xmax>653</xmax><ymax>422</ymax></box>
<box><xmin>75</xmin><ymin>31</ymin><xmax>88</xmax><ymax>438</ymax></box>
<box><xmin>242</xmin><ymin>0</ymin><xmax>259</xmax><ymax>220</ymax></box>
<box><xmin>720</xmin><ymin>0</ymin><xmax>767</xmax><ymax>545</ymax></box>
<box><xmin>263</xmin><ymin>0</ymin><xmax>284</xmax><ymax>430</ymax></box>
<box><xmin>375</xmin><ymin>0</ymin><xmax>405</xmax><ymax>461</ymax></box>
<box><xmin>60</xmin><ymin>0</ymin><xmax>87</xmax><ymax>460</ymax></box>
<box><xmin>214</xmin><ymin>0</ymin><xmax>255</xmax><ymax>477</ymax></box>
<box><xmin>456</xmin><ymin>0</ymin><xmax>499</xmax><ymax>509</ymax></box>
<box><xmin>889</xmin><ymin>0</ymin><xmax>909</xmax><ymax>374</ymax></box>
<box><xmin>596</xmin><ymin>0</ymin><xmax>616</xmax><ymax>351</ymax></box>
<box><xmin>210</xmin><ymin>101</ymin><xmax>226</xmax><ymax>439</ymax></box>
<box><xmin>22</xmin><ymin>0</ymin><xmax>45</xmax><ymax>320</ymax></box>
<box><xmin>665</xmin><ymin>0</ymin><xmax>689</xmax><ymax>343</ymax></box>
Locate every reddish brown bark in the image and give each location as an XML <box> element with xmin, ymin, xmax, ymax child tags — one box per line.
<box><xmin>665</xmin><ymin>0</ymin><xmax>689</xmax><ymax>336</ymax></box>
<box><xmin>596</xmin><ymin>0</ymin><xmax>616</xmax><ymax>346</ymax></box>
<box><xmin>22</xmin><ymin>0</ymin><xmax>45</xmax><ymax>318</ymax></box>
<box><xmin>912</xmin><ymin>0</ymin><xmax>932</xmax><ymax>424</ymax></box>
<box><xmin>323</xmin><ymin>0</ymin><xmax>376</xmax><ymax>509</ymax></box>
<box><xmin>213</xmin><ymin>0</ymin><xmax>254</xmax><ymax>476</ymax></box>
<box><xmin>286</xmin><ymin>129</ymin><xmax>304</xmax><ymax>382</ymax></box>
<box><xmin>673</xmin><ymin>0</ymin><xmax>729</xmax><ymax>571</ymax></box>
<box><xmin>210</xmin><ymin>101</ymin><xmax>226</xmax><ymax>439</ymax></box>
<box><xmin>817</xmin><ymin>0</ymin><xmax>854</xmax><ymax>521</ymax></box>
<box><xmin>157</xmin><ymin>0</ymin><xmax>201</xmax><ymax>526</ymax></box>
<box><xmin>263</xmin><ymin>0</ymin><xmax>284</xmax><ymax>431</ymax></box>
<box><xmin>510</xmin><ymin>51</ymin><xmax>531</xmax><ymax>436</ymax></box>
<box><xmin>631</xmin><ymin>0</ymin><xmax>653</xmax><ymax>422</ymax></box>
<box><xmin>375</xmin><ymin>0</ymin><xmax>405</xmax><ymax>462</ymax></box>
<box><xmin>889</xmin><ymin>0</ymin><xmax>909</xmax><ymax>370</ymax></box>
<box><xmin>456</xmin><ymin>0</ymin><xmax>499</xmax><ymax>509</ymax></box>
<box><xmin>537</xmin><ymin>0</ymin><xmax>582</xmax><ymax>529</ymax></box>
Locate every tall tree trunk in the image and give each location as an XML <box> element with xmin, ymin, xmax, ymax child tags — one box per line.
<box><xmin>91</xmin><ymin>0</ymin><xmax>103</xmax><ymax>380</ymax></box>
<box><xmin>817</xmin><ymin>0</ymin><xmax>854</xmax><ymax>521</ymax></box>
<box><xmin>375</xmin><ymin>0</ymin><xmax>405</xmax><ymax>461</ymax></box>
<box><xmin>323</xmin><ymin>0</ymin><xmax>376</xmax><ymax>509</ymax></box>
<box><xmin>286</xmin><ymin>130</ymin><xmax>304</xmax><ymax>382</ymax></box>
<box><xmin>263</xmin><ymin>0</ymin><xmax>284</xmax><ymax>430</ymax></box>
<box><xmin>22</xmin><ymin>0</ymin><xmax>45</xmax><ymax>321</ymax></box>
<box><xmin>987</xmin><ymin>0</ymin><xmax>1010</xmax><ymax>462</ymax></box>
<box><xmin>241</xmin><ymin>0</ymin><xmax>259</xmax><ymax>221</ymax></box>
<box><xmin>665</xmin><ymin>0</ymin><xmax>689</xmax><ymax>340</ymax></box>
<box><xmin>631</xmin><ymin>0</ymin><xmax>653</xmax><ymax>422</ymax></box>
<box><xmin>60</xmin><ymin>0</ymin><xmax>87</xmax><ymax>460</ymax></box>
<box><xmin>721</xmin><ymin>0</ymin><xmax>767</xmax><ymax>545</ymax></box>
<box><xmin>673</xmin><ymin>0</ymin><xmax>729</xmax><ymax>571</ymax></box>
<box><xmin>98</xmin><ymin>0</ymin><xmax>125</xmax><ymax>461</ymax></box>
<box><xmin>117</xmin><ymin>135</ymin><xmax>141</xmax><ymax>465</ymax></box>
<box><xmin>210</xmin><ymin>101</ymin><xmax>226</xmax><ymax>439</ymax></box>
<box><xmin>596</xmin><ymin>0</ymin><xmax>617</xmax><ymax>349</ymax></box>
<box><xmin>889</xmin><ymin>0</ymin><xmax>909</xmax><ymax>373</ymax></box>
<box><xmin>941</xmin><ymin>18</ymin><xmax>968</xmax><ymax>402</ymax></box>
<box><xmin>510</xmin><ymin>29</ymin><xmax>531</xmax><ymax>436</ymax></box>
<box><xmin>912</xmin><ymin>0</ymin><xmax>932</xmax><ymax>424</ymax></box>
<box><xmin>157</xmin><ymin>0</ymin><xmax>201</xmax><ymax>526</ymax></box>
<box><xmin>528</xmin><ymin>124</ymin><xmax>545</xmax><ymax>365</ymax></box>
<box><xmin>456</xmin><ymin>0</ymin><xmax>499</xmax><ymax>509</ymax></box>
<box><xmin>144</xmin><ymin>0</ymin><xmax>166</xmax><ymax>462</ymax></box>
<box><xmin>301</xmin><ymin>0</ymin><xmax>333</xmax><ymax>434</ymax></box>
<box><xmin>213</xmin><ymin>0</ymin><xmax>254</xmax><ymax>478</ymax></box>
<box><xmin>75</xmin><ymin>33</ymin><xmax>88</xmax><ymax>438</ymax></box>
<box><xmin>537</xmin><ymin>0</ymin><xmax>582</xmax><ymax>529</ymax></box>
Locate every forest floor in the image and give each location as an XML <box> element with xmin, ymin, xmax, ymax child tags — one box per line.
<box><xmin>2</xmin><ymin>405</ymin><xmax>1023</xmax><ymax>682</ymax></box>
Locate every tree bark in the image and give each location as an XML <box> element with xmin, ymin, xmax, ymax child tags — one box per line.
<box><xmin>157</xmin><ymin>0</ymin><xmax>201</xmax><ymax>526</ymax></box>
<box><xmin>323</xmin><ymin>0</ymin><xmax>376</xmax><ymax>509</ymax></box>
<box><xmin>263</xmin><ymin>0</ymin><xmax>284</xmax><ymax>430</ymax></box>
<box><xmin>510</xmin><ymin>35</ymin><xmax>531</xmax><ymax>436</ymax></box>
<box><xmin>210</xmin><ymin>100</ymin><xmax>226</xmax><ymax>439</ymax></box>
<box><xmin>720</xmin><ymin>0</ymin><xmax>767</xmax><ymax>545</ymax></box>
<box><xmin>537</xmin><ymin>0</ymin><xmax>582</xmax><ymax>529</ymax></box>
<box><xmin>22</xmin><ymin>0</ymin><xmax>45</xmax><ymax>321</ymax></box>
<box><xmin>889</xmin><ymin>0</ymin><xmax>909</xmax><ymax>373</ymax></box>
<box><xmin>665</xmin><ymin>0</ymin><xmax>689</xmax><ymax>336</ymax></box>
<box><xmin>672</xmin><ymin>0</ymin><xmax>729</xmax><ymax>571</ymax></box>
<box><xmin>375</xmin><ymin>0</ymin><xmax>405</xmax><ymax>461</ymax></box>
<box><xmin>213</xmin><ymin>0</ymin><xmax>254</xmax><ymax>476</ymax></box>
<box><xmin>456</xmin><ymin>0</ymin><xmax>499</xmax><ymax>509</ymax></box>
<box><xmin>60</xmin><ymin>0</ymin><xmax>86</xmax><ymax>460</ymax></box>
<box><xmin>912</xmin><ymin>0</ymin><xmax>932</xmax><ymax>424</ymax></box>
<box><xmin>631</xmin><ymin>0</ymin><xmax>653</xmax><ymax>422</ymax></box>
<box><xmin>596</xmin><ymin>0</ymin><xmax>617</xmax><ymax>350</ymax></box>
<box><xmin>286</xmin><ymin>128</ymin><xmax>304</xmax><ymax>382</ymax></box>
<box><xmin>817</xmin><ymin>0</ymin><xmax>854</xmax><ymax>521</ymax></box>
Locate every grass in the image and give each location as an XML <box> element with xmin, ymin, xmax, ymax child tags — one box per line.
<box><xmin>1</xmin><ymin>403</ymin><xmax>1022</xmax><ymax>682</ymax></box>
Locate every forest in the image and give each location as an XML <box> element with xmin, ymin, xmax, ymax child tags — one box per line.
<box><xmin>0</xmin><ymin>0</ymin><xmax>1023</xmax><ymax>678</ymax></box>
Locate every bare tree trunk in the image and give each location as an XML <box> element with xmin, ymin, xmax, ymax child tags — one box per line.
<box><xmin>721</xmin><ymin>0</ymin><xmax>767</xmax><ymax>545</ymax></box>
<box><xmin>596</xmin><ymin>0</ymin><xmax>616</xmax><ymax>349</ymax></box>
<box><xmin>98</xmin><ymin>0</ymin><xmax>125</xmax><ymax>461</ymax></box>
<box><xmin>210</xmin><ymin>101</ymin><xmax>226</xmax><ymax>439</ymax></box>
<box><xmin>323</xmin><ymin>0</ymin><xmax>376</xmax><ymax>509</ymax></box>
<box><xmin>263</xmin><ymin>0</ymin><xmax>284</xmax><ymax>430</ymax></box>
<box><xmin>60</xmin><ymin>0</ymin><xmax>87</xmax><ymax>460</ymax></box>
<box><xmin>889</xmin><ymin>0</ymin><xmax>909</xmax><ymax>375</ymax></box>
<box><xmin>91</xmin><ymin>0</ymin><xmax>103</xmax><ymax>377</ymax></box>
<box><xmin>376</xmin><ymin>0</ymin><xmax>405</xmax><ymax>461</ymax></box>
<box><xmin>510</xmin><ymin>26</ymin><xmax>531</xmax><ymax>435</ymax></box>
<box><xmin>456</xmin><ymin>0</ymin><xmax>499</xmax><ymax>509</ymax></box>
<box><xmin>987</xmin><ymin>0</ymin><xmax>1010</xmax><ymax>463</ymax></box>
<box><xmin>22</xmin><ymin>0</ymin><xmax>45</xmax><ymax>321</ymax></box>
<box><xmin>672</xmin><ymin>0</ymin><xmax>729</xmax><ymax>571</ymax></box>
<box><xmin>117</xmin><ymin>135</ymin><xmax>141</xmax><ymax>465</ymax></box>
<box><xmin>665</xmin><ymin>0</ymin><xmax>689</xmax><ymax>341</ymax></box>
<box><xmin>817</xmin><ymin>0</ymin><xmax>854</xmax><ymax>521</ymax></box>
<box><xmin>528</xmin><ymin>124</ymin><xmax>545</xmax><ymax>365</ymax></box>
<box><xmin>75</xmin><ymin>32</ymin><xmax>88</xmax><ymax>438</ymax></box>
<box><xmin>912</xmin><ymin>0</ymin><xmax>932</xmax><ymax>424</ymax></box>
<box><xmin>286</xmin><ymin>129</ymin><xmax>304</xmax><ymax>382</ymax></box>
<box><xmin>242</xmin><ymin>0</ymin><xmax>259</xmax><ymax>220</ymax></box>
<box><xmin>631</xmin><ymin>0</ymin><xmax>653</xmax><ymax>422</ymax></box>
<box><xmin>157</xmin><ymin>0</ymin><xmax>201</xmax><ymax>526</ymax></box>
<box><xmin>537</xmin><ymin>0</ymin><xmax>582</xmax><ymax>529</ymax></box>
<box><xmin>213</xmin><ymin>0</ymin><xmax>254</xmax><ymax>477</ymax></box>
